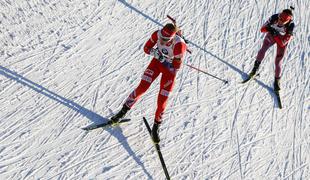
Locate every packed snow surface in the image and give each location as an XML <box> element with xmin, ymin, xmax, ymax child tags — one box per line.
<box><xmin>0</xmin><ymin>0</ymin><xmax>309</xmax><ymax>179</ymax></box>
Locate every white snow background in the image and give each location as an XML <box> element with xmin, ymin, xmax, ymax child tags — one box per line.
<box><xmin>0</xmin><ymin>0</ymin><xmax>309</xmax><ymax>179</ymax></box>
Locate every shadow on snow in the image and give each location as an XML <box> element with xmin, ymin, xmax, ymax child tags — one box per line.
<box><xmin>0</xmin><ymin>65</ymin><xmax>152</xmax><ymax>179</ymax></box>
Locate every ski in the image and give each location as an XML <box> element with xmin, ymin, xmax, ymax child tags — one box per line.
<box><xmin>82</xmin><ymin>119</ymin><xmax>131</xmax><ymax>131</ymax></box>
<box><xmin>241</xmin><ymin>73</ymin><xmax>259</xmax><ymax>84</ymax></box>
<box><xmin>274</xmin><ymin>90</ymin><xmax>283</xmax><ymax>109</ymax></box>
<box><xmin>143</xmin><ymin>117</ymin><xmax>171</xmax><ymax>180</ymax></box>
<box><xmin>241</xmin><ymin>76</ymin><xmax>254</xmax><ymax>84</ymax></box>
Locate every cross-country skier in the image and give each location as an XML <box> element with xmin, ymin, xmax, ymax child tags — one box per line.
<box><xmin>248</xmin><ymin>7</ymin><xmax>295</xmax><ymax>91</ymax></box>
<box><xmin>110</xmin><ymin>23</ymin><xmax>187</xmax><ymax>143</ymax></box>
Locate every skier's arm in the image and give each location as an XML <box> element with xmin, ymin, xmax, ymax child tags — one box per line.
<box><xmin>172</xmin><ymin>42</ymin><xmax>187</xmax><ymax>70</ymax></box>
<box><xmin>260</xmin><ymin>14</ymin><xmax>278</xmax><ymax>33</ymax></box>
<box><xmin>144</xmin><ymin>31</ymin><xmax>158</xmax><ymax>54</ymax></box>
<box><xmin>260</xmin><ymin>25</ymin><xmax>269</xmax><ymax>33</ymax></box>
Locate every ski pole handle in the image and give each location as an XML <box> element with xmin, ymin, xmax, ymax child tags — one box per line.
<box><xmin>167</xmin><ymin>15</ymin><xmax>176</xmax><ymax>25</ymax></box>
<box><xmin>167</xmin><ymin>15</ymin><xmax>192</xmax><ymax>54</ymax></box>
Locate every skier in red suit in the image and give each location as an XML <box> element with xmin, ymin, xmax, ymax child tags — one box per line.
<box><xmin>249</xmin><ymin>8</ymin><xmax>294</xmax><ymax>91</ymax></box>
<box><xmin>111</xmin><ymin>23</ymin><xmax>187</xmax><ymax>143</ymax></box>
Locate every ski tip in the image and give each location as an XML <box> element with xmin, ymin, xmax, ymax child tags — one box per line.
<box><xmin>111</xmin><ymin>118</ymin><xmax>131</xmax><ymax>127</ymax></box>
<box><xmin>241</xmin><ymin>76</ymin><xmax>254</xmax><ymax>84</ymax></box>
<box><xmin>278</xmin><ymin>102</ymin><xmax>283</xmax><ymax>109</ymax></box>
<box><xmin>240</xmin><ymin>79</ymin><xmax>250</xmax><ymax>84</ymax></box>
<box><xmin>81</xmin><ymin>127</ymin><xmax>91</xmax><ymax>131</ymax></box>
<box><xmin>167</xmin><ymin>15</ymin><xmax>175</xmax><ymax>22</ymax></box>
<box><xmin>120</xmin><ymin>118</ymin><xmax>131</xmax><ymax>123</ymax></box>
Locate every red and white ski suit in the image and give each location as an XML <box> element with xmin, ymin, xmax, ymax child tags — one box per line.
<box><xmin>124</xmin><ymin>30</ymin><xmax>187</xmax><ymax>123</ymax></box>
<box><xmin>256</xmin><ymin>13</ymin><xmax>294</xmax><ymax>78</ymax></box>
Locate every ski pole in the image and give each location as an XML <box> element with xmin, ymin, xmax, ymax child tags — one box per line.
<box><xmin>167</xmin><ymin>15</ymin><xmax>192</xmax><ymax>54</ymax></box>
<box><xmin>167</xmin><ymin>15</ymin><xmax>228</xmax><ymax>84</ymax></box>
<box><xmin>185</xmin><ymin>64</ymin><xmax>228</xmax><ymax>84</ymax></box>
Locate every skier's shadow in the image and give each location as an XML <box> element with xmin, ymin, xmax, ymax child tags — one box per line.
<box><xmin>0</xmin><ymin>65</ymin><xmax>152</xmax><ymax>178</ymax></box>
<box><xmin>118</xmin><ymin>0</ymin><xmax>245</xmax><ymax>77</ymax></box>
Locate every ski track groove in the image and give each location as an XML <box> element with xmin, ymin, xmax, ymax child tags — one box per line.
<box><xmin>1</xmin><ymin>0</ymin><xmax>309</xmax><ymax>179</ymax></box>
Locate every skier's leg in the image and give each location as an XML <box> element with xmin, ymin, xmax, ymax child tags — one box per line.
<box><xmin>249</xmin><ymin>34</ymin><xmax>275</xmax><ymax>76</ymax></box>
<box><xmin>151</xmin><ymin>71</ymin><xmax>176</xmax><ymax>143</ymax></box>
<box><xmin>275</xmin><ymin>45</ymin><xmax>287</xmax><ymax>78</ymax></box>
<box><xmin>112</xmin><ymin>59</ymin><xmax>161</xmax><ymax>123</ymax></box>
<box><xmin>273</xmin><ymin>45</ymin><xmax>287</xmax><ymax>91</ymax></box>
<box><xmin>154</xmin><ymin>72</ymin><xmax>176</xmax><ymax>124</ymax></box>
<box><xmin>124</xmin><ymin>59</ymin><xmax>160</xmax><ymax>108</ymax></box>
<box><xmin>256</xmin><ymin>34</ymin><xmax>275</xmax><ymax>62</ymax></box>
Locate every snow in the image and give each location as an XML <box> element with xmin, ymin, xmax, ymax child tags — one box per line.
<box><xmin>0</xmin><ymin>0</ymin><xmax>309</xmax><ymax>179</ymax></box>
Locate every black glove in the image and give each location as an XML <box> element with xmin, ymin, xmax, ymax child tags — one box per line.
<box><xmin>266</xmin><ymin>25</ymin><xmax>278</xmax><ymax>36</ymax></box>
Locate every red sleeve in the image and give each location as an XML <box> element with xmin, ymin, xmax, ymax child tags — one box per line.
<box><xmin>274</xmin><ymin>34</ymin><xmax>292</xmax><ymax>48</ymax></box>
<box><xmin>260</xmin><ymin>26</ymin><xmax>268</xmax><ymax>33</ymax></box>
<box><xmin>172</xmin><ymin>42</ymin><xmax>187</xmax><ymax>69</ymax></box>
<box><xmin>143</xmin><ymin>31</ymin><xmax>158</xmax><ymax>54</ymax></box>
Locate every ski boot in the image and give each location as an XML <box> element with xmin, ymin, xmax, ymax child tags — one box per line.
<box><xmin>249</xmin><ymin>60</ymin><xmax>261</xmax><ymax>77</ymax></box>
<box><xmin>274</xmin><ymin>77</ymin><xmax>281</xmax><ymax>91</ymax></box>
<box><xmin>151</xmin><ymin>121</ymin><xmax>161</xmax><ymax>144</ymax></box>
<box><xmin>111</xmin><ymin>104</ymin><xmax>130</xmax><ymax>123</ymax></box>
